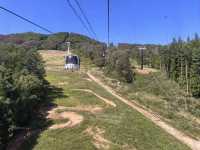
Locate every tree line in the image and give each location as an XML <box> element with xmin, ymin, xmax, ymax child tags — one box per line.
<box><xmin>159</xmin><ymin>35</ymin><xmax>200</xmax><ymax>97</ymax></box>
<box><xmin>119</xmin><ymin>34</ymin><xmax>200</xmax><ymax>98</ymax></box>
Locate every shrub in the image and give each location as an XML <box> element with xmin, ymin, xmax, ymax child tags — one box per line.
<box><xmin>105</xmin><ymin>48</ymin><xmax>134</xmax><ymax>83</ymax></box>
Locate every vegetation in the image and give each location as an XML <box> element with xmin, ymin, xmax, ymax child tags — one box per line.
<box><xmin>105</xmin><ymin>48</ymin><xmax>134</xmax><ymax>83</ymax></box>
<box><xmin>130</xmin><ymin>72</ymin><xmax>199</xmax><ymax>139</ymax></box>
<box><xmin>118</xmin><ymin>34</ymin><xmax>200</xmax><ymax>100</ymax></box>
<box><xmin>119</xmin><ymin>35</ymin><xmax>200</xmax><ymax>98</ymax></box>
<box><xmin>1</xmin><ymin>31</ymin><xmax>200</xmax><ymax>149</ymax></box>
<box><xmin>0</xmin><ymin>44</ymin><xmax>48</xmax><ymax>149</ymax></box>
<box><xmin>158</xmin><ymin>35</ymin><xmax>200</xmax><ymax>98</ymax></box>
<box><xmin>95</xmin><ymin>36</ymin><xmax>200</xmax><ymax>139</ymax></box>
<box><xmin>20</xmin><ymin>51</ymin><xmax>190</xmax><ymax>150</ymax></box>
<box><xmin>93</xmin><ymin>62</ymin><xmax>200</xmax><ymax>140</ymax></box>
<box><xmin>118</xmin><ymin>43</ymin><xmax>161</xmax><ymax>69</ymax></box>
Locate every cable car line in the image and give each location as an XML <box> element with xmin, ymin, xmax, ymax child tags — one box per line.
<box><xmin>73</xmin><ymin>0</ymin><xmax>98</xmax><ymax>40</ymax></box>
<box><xmin>107</xmin><ymin>0</ymin><xmax>110</xmax><ymax>47</ymax></box>
<box><xmin>0</xmin><ymin>6</ymin><xmax>53</xmax><ymax>34</ymax></box>
<box><xmin>66</xmin><ymin>0</ymin><xmax>93</xmax><ymax>38</ymax></box>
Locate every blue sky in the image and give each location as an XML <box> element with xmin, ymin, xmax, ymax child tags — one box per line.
<box><xmin>0</xmin><ymin>0</ymin><xmax>200</xmax><ymax>44</ymax></box>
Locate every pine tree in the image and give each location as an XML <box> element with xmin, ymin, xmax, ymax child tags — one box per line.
<box><xmin>190</xmin><ymin>47</ymin><xmax>200</xmax><ymax>97</ymax></box>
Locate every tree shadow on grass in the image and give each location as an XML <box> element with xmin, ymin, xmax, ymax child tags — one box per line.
<box><xmin>7</xmin><ymin>85</ymin><xmax>68</xmax><ymax>150</ymax></box>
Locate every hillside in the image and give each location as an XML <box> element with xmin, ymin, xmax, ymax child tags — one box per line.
<box><xmin>8</xmin><ymin>50</ymin><xmax>199</xmax><ymax>150</ymax></box>
<box><xmin>1</xmin><ymin>33</ymin><xmax>200</xmax><ymax>150</ymax></box>
<box><xmin>1</xmin><ymin>0</ymin><xmax>200</xmax><ymax>149</ymax></box>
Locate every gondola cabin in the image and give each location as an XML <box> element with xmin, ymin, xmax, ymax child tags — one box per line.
<box><xmin>64</xmin><ymin>54</ymin><xmax>80</xmax><ymax>71</ymax></box>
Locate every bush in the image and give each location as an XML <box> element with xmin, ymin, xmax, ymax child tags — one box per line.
<box><xmin>105</xmin><ymin>48</ymin><xmax>134</xmax><ymax>83</ymax></box>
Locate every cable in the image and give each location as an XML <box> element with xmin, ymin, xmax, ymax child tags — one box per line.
<box><xmin>0</xmin><ymin>6</ymin><xmax>53</xmax><ymax>34</ymax></box>
<box><xmin>73</xmin><ymin>0</ymin><xmax>98</xmax><ymax>40</ymax></box>
<box><xmin>107</xmin><ymin>0</ymin><xmax>110</xmax><ymax>47</ymax></box>
<box><xmin>66</xmin><ymin>0</ymin><xmax>93</xmax><ymax>38</ymax></box>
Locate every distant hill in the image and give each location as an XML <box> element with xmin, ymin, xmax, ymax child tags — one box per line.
<box><xmin>0</xmin><ymin>32</ymin><xmax>162</xmax><ymax>53</ymax></box>
<box><xmin>0</xmin><ymin>32</ymin><xmax>105</xmax><ymax>50</ymax></box>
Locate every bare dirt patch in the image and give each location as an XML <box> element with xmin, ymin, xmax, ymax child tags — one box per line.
<box><xmin>84</xmin><ymin>127</ymin><xmax>112</xmax><ymax>150</ymax></box>
<box><xmin>83</xmin><ymin>78</ymin><xmax>93</xmax><ymax>82</ymax></box>
<box><xmin>72</xmin><ymin>89</ymin><xmax>117</xmax><ymax>107</ymax></box>
<box><xmin>47</xmin><ymin>106</ymin><xmax>84</xmax><ymax>130</ymax></box>
<box><xmin>63</xmin><ymin>105</ymin><xmax>103</xmax><ymax>114</ymax></box>
<box><xmin>135</xmin><ymin>67</ymin><xmax>158</xmax><ymax>75</ymax></box>
<box><xmin>85</xmin><ymin>126</ymin><xmax>136</xmax><ymax>150</ymax></box>
<box><xmin>122</xmin><ymin>144</ymin><xmax>137</xmax><ymax>150</ymax></box>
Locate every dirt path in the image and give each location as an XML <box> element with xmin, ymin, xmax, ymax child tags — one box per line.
<box><xmin>72</xmin><ymin>89</ymin><xmax>117</xmax><ymax>107</ymax></box>
<box><xmin>87</xmin><ymin>72</ymin><xmax>200</xmax><ymax>150</ymax></box>
<box><xmin>47</xmin><ymin>106</ymin><xmax>84</xmax><ymax>130</ymax></box>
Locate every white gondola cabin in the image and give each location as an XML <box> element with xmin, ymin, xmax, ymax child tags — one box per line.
<box><xmin>64</xmin><ymin>42</ymin><xmax>80</xmax><ymax>71</ymax></box>
<box><xmin>64</xmin><ymin>54</ymin><xmax>80</xmax><ymax>70</ymax></box>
